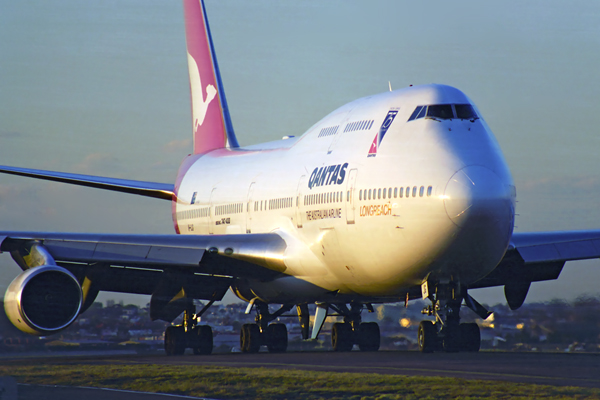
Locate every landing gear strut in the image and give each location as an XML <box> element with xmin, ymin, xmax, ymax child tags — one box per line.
<box><xmin>164</xmin><ymin>301</ymin><xmax>214</xmax><ymax>356</ymax></box>
<box><xmin>418</xmin><ymin>281</ymin><xmax>482</xmax><ymax>353</ymax></box>
<box><xmin>240</xmin><ymin>302</ymin><xmax>292</xmax><ymax>353</ymax></box>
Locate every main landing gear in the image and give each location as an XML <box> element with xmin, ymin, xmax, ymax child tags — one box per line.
<box><xmin>417</xmin><ymin>281</ymin><xmax>489</xmax><ymax>353</ymax></box>
<box><xmin>311</xmin><ymin>303</ymin><xmax>380</xmax><ymax>352</ymax></box>
<box><xmin>164</xmin><ymin>302</ymin><xmax>214</xmax><ymax>356</ymax></box>
<box><xmin>239</xmin><ymin>301</ymin><xmax>381</xmax><ymax>353</ymax></box>
<box><xmin>240</xmin><ymin>302</ymin><xmax>293</xmax><ymax>353</ymax></box>
<box><xmin>329</xmin><ymin>303</ymin><xmax>380</xmax><ymax>352</ymax></box>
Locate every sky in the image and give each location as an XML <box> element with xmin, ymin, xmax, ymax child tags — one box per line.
<box><xmin>0</xmin><ymin>0</ymin><xmax>599</xmax><ymax>307</ymax></box>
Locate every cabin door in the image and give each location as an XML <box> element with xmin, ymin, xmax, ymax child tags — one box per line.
<box><xmin>208</xmin><ymin>187</ymin><xmax>218</xmax><ymax>234</ymax></box>
<box><xmin>345</xmin><ymin>169</ymin><xmax>358</xmax><ymax>224</ymax></box>
<box><xmin>246</xmin><ymin>182</ymin><xmax>256</xmax><ymax>233</ymax></box>
<box><xmin>295</xmin><ymin>175</ymin><xmax>306</xmax><ymax>228</ymax></box>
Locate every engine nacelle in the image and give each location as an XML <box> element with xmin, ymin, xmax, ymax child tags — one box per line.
<box><xmin>4</xmin><ymin>265</ymin><xmax>83</xmax><ymax>335</ymax></box>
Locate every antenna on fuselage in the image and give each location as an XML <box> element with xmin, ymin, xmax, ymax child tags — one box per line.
<box><xmin>388</xmin><ymin>81</ymin><xmax>393</xmax><ymax>92</ymax></box>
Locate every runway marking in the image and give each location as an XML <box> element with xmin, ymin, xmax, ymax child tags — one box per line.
<box><xmin>117</xmin><ymin>359</ymin><xmax>600</xmax><ymax>386</ymax></box>
<box><xmin>18</xmin><ymin>383</ymin><xmax>221</xmax><ymax>400</ymax></box>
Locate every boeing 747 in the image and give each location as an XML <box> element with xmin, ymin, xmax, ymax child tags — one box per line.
<box><xmin>2</xmin><ymin>0</ymin><xmax>599</xmax><ymax>354</ymax></box>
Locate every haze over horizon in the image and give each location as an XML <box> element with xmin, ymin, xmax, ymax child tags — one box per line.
<box><xmin>0</xmin><ymin>0</ymin><xmax>599</xmax><ymax>307</ymax></box>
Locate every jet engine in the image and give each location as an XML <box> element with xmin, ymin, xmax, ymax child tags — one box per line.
<box><xmin>3</xmin><ymin>265</ymin><xmax>83</xmax><ymax>335</ymax></box>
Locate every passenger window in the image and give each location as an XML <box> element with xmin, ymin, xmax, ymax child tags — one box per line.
<box><xmin>427</xmin><ymin>104</ymin><xmax>454</xmax><ymax>120</ymax></box>
<box><xmin>359</xmin><ymin>190</ymin><xmax>362</xmax><ymax>201</ymax></box>
<box><xmin>399</xmin><ymin>187</ymin><xmax>403</xmax><ymax>198</ymax></box>
<box><xmin>368</xmin><ymin>189</ymin><xmax>372</xmax><ymax>200</ymax></box>
<box><xmin>383</xmin><ymin>188</ymin><xmax>386</xmax><ymax>199</ymax></box>
<box><xmin>427</xmin><ymin>186</ymin><xmax>432</xmax><ymax>197</ymax></box>
<box><xmin>406</xmin><ymin>187</ymin><xmax>410</xmax><ymax>197</ymax></box>
<box><xmin>419</xmin><ymin>186</ymin><xmax>424</xmax><ymax>197</ymax></box>
<box><xmin>388</xmin><ymin>188</ymin><xmax>392</xmax><ymax>198</ymax></box>
<box><xmin>412</xmin><ymin>187</ymin><xmax>417</xmax><ymax>197</ymax></box>
<box><xmin>378</xmin><ymin>188</ymin><xmax>381</xmax><ymax>199</ymax></box>
<box><xmin>394</xmin><ymin>187</ymin><xmax>398</xmax><ymax>198</ymax></box>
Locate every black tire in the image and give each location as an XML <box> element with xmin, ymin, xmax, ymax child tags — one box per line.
<box><xmin>192</xmin><ymin>325</ymin><xmax>213</xmax><ymax>355</ymax></box>
<box><xmin>165</xmin><ymin>326</ymin><xmax>185</xmax><ymax>356</ymax></box>
<box><xmin>460</xmin><ymin>323</ymin><xmax>480</xmax><ymax>352</ymax></box>
<box><xmin>240</xmin><ymin>323</ymin><xmax>261</xmax><ymax>353</ymax></box>
<box><xmin>357</xmin><ymin>322</ymin><xmax>380</xmax><ymax>352</ymax></box>
<box><xmin>240</xmin><ymin>324</ymin><xmax>248</xmax><ymax>352</ymax></box>
<box><xmin>418</xmin><ymin>321</ymin><xmax>437</xmax><ymax>353</ymax></box>
<box><xmin>331</xmin><ymin>322</ymin><xmax>354</xmax><ymax>352</ymax></box>
<box><xmin>442</xmin><ymin>325</ymin><xmax>460</xmax><ymax>353</ymax></box>
<box><xmin>266</xmin><ymin>323</ymin><xmax>288</xmax><ymax>353</ymax></box>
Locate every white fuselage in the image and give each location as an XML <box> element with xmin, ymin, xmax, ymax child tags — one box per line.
<box><xmin>173</xmin><ymin>84</ymin><xmax>516</xmax><ymax>303</ymax></box>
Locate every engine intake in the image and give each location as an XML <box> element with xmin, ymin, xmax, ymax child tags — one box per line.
<box><xmin>4</xmin><ymin>265</ymin><xmax>83</xmax><ymax>335</ymax></box>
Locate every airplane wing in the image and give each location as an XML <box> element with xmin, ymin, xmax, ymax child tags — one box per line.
<box><xmin>0</xmin><ymin>231</ymin><xmax>286</xmax><ymax>322</ymax></box>
<box><xmin>0</xmin><ymin>165</ymin><xmax>175</xmax><ymax>201</ymax></box>
<box><xmin>469</xmin><ymin>230</ymin><xmax>600</xmax><ymax>308</ymax></box>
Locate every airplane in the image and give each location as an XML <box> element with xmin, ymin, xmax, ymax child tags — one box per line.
<box><xmin>2</xmin><ymin>0</ymin><xmax>600</xmax><ymax>355</ymax></box>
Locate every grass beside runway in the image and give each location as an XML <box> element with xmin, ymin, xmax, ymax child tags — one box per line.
<box><xmin>0</xmin><ymin>363</ymin><xmax>598</xmax><ymax>400</ymax></box>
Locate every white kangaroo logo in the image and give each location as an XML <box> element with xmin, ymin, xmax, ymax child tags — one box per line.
<box><xmin>187</xmin><ymin>52</ymin><xmax>217</xmax><ymax>131</ymax></box>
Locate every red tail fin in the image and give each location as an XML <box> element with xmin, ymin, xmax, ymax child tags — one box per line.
<box><xmin>183</xmin><ymin>0</ymin><xmax>238</xmax><ymax>154</ymax></box>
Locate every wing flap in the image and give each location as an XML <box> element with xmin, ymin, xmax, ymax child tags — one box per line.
<box><xmin>0</xmin><ymin>231</ymin><xmax>287</xmax><ymax>278</ymax></box>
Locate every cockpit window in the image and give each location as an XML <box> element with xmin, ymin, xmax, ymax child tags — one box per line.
<box><xmin>454</xmin><ymin>104</ymin><xmax>479</xmax><ymax>120</ymax></box>
<box><xmin>427</xmin><ymin>104</ymin><xmax>454</xmax><ymax>120</ymax></box>
<box><xmin>408</xmin><ymin>106</ymin><xmax>423</xmax><ymax>121</ymax></box>
<box><xmin>407</xmin><ymin>103</ymin><xmax>479</xmax><ymax>122</ymax></box>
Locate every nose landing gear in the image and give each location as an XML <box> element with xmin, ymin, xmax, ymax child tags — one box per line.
<box><xmin>418</xmin><ymin>281</ymin><xmax>488</xmax><ymax>353</ymax></box>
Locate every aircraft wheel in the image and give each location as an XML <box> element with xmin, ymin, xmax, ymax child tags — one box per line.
<box><xmin>192</xmin><ymin>325</ymin><xmax>213</xmax><ymax>355</ymax></box>
<box><xmin>240</xmin><ymin>323</ymin><xmax>261</xmax><ymax>353</ymax></box>
<box><xmin>165</xmin><ymin>326</ymin><xmax>185</xmax><ymax>356</ymax></box>
<box><xmin>357</xmin><ymin>322</ymin><xmax>380</xmax><ymax>352</ymax></box>
<box><xmin>266</xmin><ymin>323</ymin><xmax>288</xmax><ymax>353</ymax></box>
<box><xmin>442</xmin><ymin>325</ymin><xmax>460</xmax><ymax>353</ymax></box>
<box><xmin>417</xmin><ymin>321</ymin><xmax>437</xmax><ymax>353</ymax></box>
<box><xmin>460</xmin><ymin>323</ymin><xmax>480</xmax><ymax>352</ymax></box>
<box><xmin>331</xmin><ymin>322</ymin><xmax>354</xmax><ymax>352</ymax></box>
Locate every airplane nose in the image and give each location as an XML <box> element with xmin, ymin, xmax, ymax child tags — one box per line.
<box><xmin>444</xmin><ymin>166</ymin><xmax>511</xmax><ymax>228</ymax></box>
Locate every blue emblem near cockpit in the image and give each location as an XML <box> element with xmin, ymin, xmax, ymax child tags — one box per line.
<box><xmin>378</xmin><ymin>110</ymin><xmax>398</xmax><ymax>144</ymax></box>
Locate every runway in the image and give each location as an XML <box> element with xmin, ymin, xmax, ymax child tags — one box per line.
<box><xmin>5</xmin><ymin>350</ymin><xmax>600</xmax><ymax>390</ymax></box>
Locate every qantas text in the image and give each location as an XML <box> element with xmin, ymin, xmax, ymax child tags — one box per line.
<box><xmin>308</xmin><ymin>163</ymin><xmax>349</xmax><ymax>189</ymax></box>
